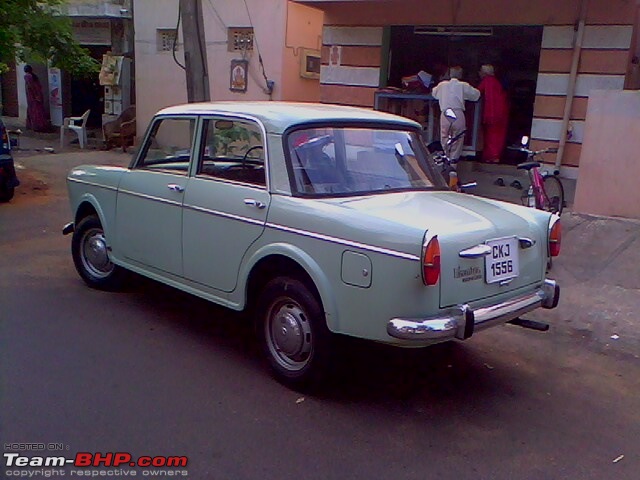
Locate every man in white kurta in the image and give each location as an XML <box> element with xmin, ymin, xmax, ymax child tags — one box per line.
<box><xmin>431</xmin><ymin>66</ymin><xmax>480</xmax><ymax>162</ymax></box>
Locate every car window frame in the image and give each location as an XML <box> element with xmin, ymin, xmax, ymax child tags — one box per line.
<box><xmin>129</xmin><ymin>114</ymin><xmax>200</xmax><ymax>176</ymax></box>
<box><xmin>193</xmin><ymin>114</ymin><xmax>269</xmax><ymax>191</ymax></box>
<box><xmin>282</xmin><ymin>120</ymin><xmax>448</xmax><ymax>198</ymax></box>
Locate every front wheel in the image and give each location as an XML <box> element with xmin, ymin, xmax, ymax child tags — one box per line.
<box><xmin>71</xmin><ymin>215</ymin><xmax>125</xmax><ymax>290</ymax></box>
<box><xmin>256</xmin><ymin>277</ymin><xmax>334</xmax><ymax>390</ymax></box>
<box><xmin>541</xmin><ymin>175</ymin><xmax>565</xmax><ymax>215</ymax></box>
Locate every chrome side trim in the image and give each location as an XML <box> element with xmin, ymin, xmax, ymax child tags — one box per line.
<box><xmin>183</xmin><ymin>204</ymin><xmax>265</xmax><ymax>226</ymax></box>
<box><xmin>67</xmin><ymin>178</ymin><xmax>118</xmax><ymax>191</ymax></box>
<box><xmin>118</xmin><ymin>189</ymin><xmax>183</xmax><ymax>207</ymax></box>
<box><xmin>266</xmin><ymin>222</ymin><xmax>420</xmax><ymax>261</ymax></box>
<box><xmin>194</xmin><ymin>174</ymin><xmax>267</xmax><ymax>190</ymax></box>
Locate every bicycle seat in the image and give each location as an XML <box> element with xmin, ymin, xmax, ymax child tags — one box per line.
<box><xmin>517</xmin><ymin>161</ymin><xmax>541</xmax><ymax>171</ymax></box>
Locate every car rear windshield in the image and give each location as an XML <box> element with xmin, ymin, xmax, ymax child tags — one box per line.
<box><xmin>285</xmin><ymin>126</ymin><xmax>447</xmax><ymax>197</ymax></box>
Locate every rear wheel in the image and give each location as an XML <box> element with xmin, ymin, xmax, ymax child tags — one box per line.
<box><xmin>541</xmin><ymin>175</ymin><xmax>565</xmax><ymax>215</ymax></box>
<box><xmin>72</xmin><ymin>215</ymin><xmax>125</xmax><ymax>290</ymax></box>
<box><xmin>256</xmin><ymin>276</ymin><xmax>333</xmax><ymax>390</ymax></box>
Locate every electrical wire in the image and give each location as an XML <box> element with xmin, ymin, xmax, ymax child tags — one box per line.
<box><xmin>205</xmin><ymin>0</ymin><xmax>227</xmax><ymax>30</ymax></box>
<box><xmin>242</xmin><ymin>0</ymin><xmax>273</xmax><ymax>97</ymax></box>
<box><xmin>173</xmin><ymin>3</ymin><xmax>186</xmax><ymax>70</ymax></box>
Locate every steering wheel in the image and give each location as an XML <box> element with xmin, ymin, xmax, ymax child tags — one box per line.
<box><xmin>241</xmin><ymin>145</ymin><xmax>264</xmax><ymax>169</ymax></box>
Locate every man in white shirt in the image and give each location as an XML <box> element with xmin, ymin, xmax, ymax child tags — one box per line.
<box><xmin>432</xmin><ymin>66</ymin><xmax>480</xmax><ymax>162</ymax></box>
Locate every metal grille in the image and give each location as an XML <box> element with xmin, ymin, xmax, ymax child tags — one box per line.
<box><xmin>228</xmin><ymin>27</ymin><xmax>254</xmax><ymax>52</ymax></box>
<box><xmin>157</xmin><ymin>29</ymin><xmax>178</xmax><ymax>52</ymax></box>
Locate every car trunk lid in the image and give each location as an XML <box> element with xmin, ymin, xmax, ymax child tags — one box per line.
<box><xmin>328</xmin><ymin>191</ymin><xmax>546</xmax><ymax>308</ymax></box>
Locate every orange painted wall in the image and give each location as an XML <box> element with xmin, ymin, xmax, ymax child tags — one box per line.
<box><xmin>280</xmin><ymin>2</ymin><xmax>323</xmax><ymax>102</ymax></box>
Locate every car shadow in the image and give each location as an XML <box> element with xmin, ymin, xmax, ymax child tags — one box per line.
<box><xmin>122</xmin><ymin>273</ymin><xmax>523</xmax><ymax>409</ymax></box>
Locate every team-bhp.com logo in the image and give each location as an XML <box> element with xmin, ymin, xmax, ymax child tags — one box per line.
<box><xmin>4</xmin><ymin>452</ymin><xmax>189</xmax><ymax>476</ymax></box>
<box><xmin>5</xmin><ymin>452</ymin><xmax>188</xmax><ymax>468</ymax></box>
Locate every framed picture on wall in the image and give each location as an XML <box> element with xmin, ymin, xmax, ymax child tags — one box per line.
<box><xmin>230</xmin><ymin>59</ymin><xmax>248</xmax><ymax>93</ymax></box>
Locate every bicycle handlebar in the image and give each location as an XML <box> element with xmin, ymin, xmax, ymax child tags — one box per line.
<box><xmin>507</xmin><ymin>145</ymin><xmax>558</xmax><ymax>157</ymax></box>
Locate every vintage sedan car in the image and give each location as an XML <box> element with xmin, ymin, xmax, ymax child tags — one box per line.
<box><xmin>64</xmin><ymin>102</ymin><xmax>560</xmax><ymax>388</ymax></box>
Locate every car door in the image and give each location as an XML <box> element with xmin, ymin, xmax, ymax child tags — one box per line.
<box><xmin>114</xmin><ymin>115</ymin><xmax>197</xmax><ymax>277</ymax></box>
<box><xmin>182</xmin><ymin>116</ymin><xmax>269</xmax><ymax>292</ymax></box>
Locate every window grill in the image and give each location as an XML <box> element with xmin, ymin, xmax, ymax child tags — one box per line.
<box><xmin>157</xmin><ymin>29</ymin><xmax>178</xmax><ymax>52</ymax></box>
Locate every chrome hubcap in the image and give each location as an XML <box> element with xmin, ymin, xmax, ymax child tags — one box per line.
<box><xmin>81</xmin><ymin>228</ymin><xmax>113</xmax><ymax>278</ymax></box>
<box><xmin>267</xmin><ymin>300</ymin><xmax>312</xmax><ymax>371</ymax></box>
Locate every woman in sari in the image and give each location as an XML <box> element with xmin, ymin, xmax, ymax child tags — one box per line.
<box><xmin>478</xmin><ymin>64</ymin><xmax>509</xmax><ymax>163</ymax></box>
<box><xmin>24</xmin><ymin>65</ymin><xmax>50</xmax><ymax>132</ymax></box>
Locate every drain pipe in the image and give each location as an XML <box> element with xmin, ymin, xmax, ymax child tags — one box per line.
<box><xmin>555</xmin><ymin>0</ymin><xmax>589</xmax><ymax>173</ymax></box>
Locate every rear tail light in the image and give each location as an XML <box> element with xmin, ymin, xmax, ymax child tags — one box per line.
<box><xmin>549</xmin><ymin>219</ymin><xmax>561</xmax><ymax>257</ymax></box>
<box><xmin>422</xmin><ymin>236</ymin><xmax>441</xmax><ymax>286</ymax></box>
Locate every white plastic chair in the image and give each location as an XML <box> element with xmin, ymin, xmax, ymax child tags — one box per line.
<box><xmin>60</xmin><ymin>109</ymin><xmax>91</xmax><ymax>149</ymax></box>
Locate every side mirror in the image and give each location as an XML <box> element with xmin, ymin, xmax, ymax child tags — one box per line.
<box><xmin>521</xmin><ymin>135</ymin><xmax>529</xmax><ymax>147</ymax></box>
<box><xmin>444</xmin><ymin>108</ymin><xmax>457</xmax><ymax>122</ymax></box>
<box><xmin>394</xmin><ymin>142</ymin><xmax>405</xmax><ymax>157</ymax></box>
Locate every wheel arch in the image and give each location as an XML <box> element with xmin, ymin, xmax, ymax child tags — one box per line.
<box><xmin>74</xmin><ymin>195</ymin><xmax>109</xmax><ymax>234</ymax></box>
<box><xmin>242</xmin><ymin>245</ymin><xmax>340</xmax><ymax>332</ymax></box>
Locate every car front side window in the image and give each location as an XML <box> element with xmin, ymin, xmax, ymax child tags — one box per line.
<box><xmin>197</xmin><ymin>118</ymin><xmax>266</xmax><ymax>187</ymax></box>
<box><xmin>136</xmin><ymin>117</ymin><xmax>196</xmax><ymax>175</ymax></box>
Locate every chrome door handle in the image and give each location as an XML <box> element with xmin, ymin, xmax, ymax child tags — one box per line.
<box><xmin>167</xmin><ymin>184</ymin><xmax>185</xmax><ymax>192</ymax></box>
<box><xmin>244</xmin><ymin>198</ymin><xmax>266</xmax><ymax>209</ymax></box>
<box><xmin>459</xmin><ymin>244</ymin><xmax>492</xmax><ymax>258</ymax></box>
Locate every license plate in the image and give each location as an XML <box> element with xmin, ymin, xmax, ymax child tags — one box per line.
<box><xmin>485</xmin><ymin>236</ymin><xmax>519</xmax><ymax>284</ymax></box>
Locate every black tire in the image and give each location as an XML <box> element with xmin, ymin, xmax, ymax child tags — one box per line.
<box><xmin>0</xmin><ymin>185</ymin><xmax>14</xmax><ymax>202</ymax></box>
<box><xmin>256</xmin><ymin>276</ymin><xmax>334</xmax><ymax>390</ymax></box>
<box><xmin>541</xmin><ymin>175</ymin><xmax>565</xmax><ymax>215</ymax></box>
<box><xmin>71</xmin><ymin>214</ymin><xmax>125</xmax><ymax>290</ymax></box>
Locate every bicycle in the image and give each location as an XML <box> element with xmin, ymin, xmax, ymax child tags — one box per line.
<box><xmin>508</xmin><ymin>137</ymin><xmax>565</xmax><ymax>215</ymax></box>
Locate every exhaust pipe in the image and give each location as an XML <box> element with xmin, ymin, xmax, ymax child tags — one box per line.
<box><xmin>507</xmin><ymin>317</ymin><xmax>549</xmax><ymax>332</ymax></box>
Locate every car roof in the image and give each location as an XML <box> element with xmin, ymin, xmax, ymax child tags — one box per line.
<box><xmin>156</xmin><ymin>101</ymin><xmax>421</xmax><ymax>134</ymax></box>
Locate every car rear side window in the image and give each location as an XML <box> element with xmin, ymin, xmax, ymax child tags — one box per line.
<box><xmin>196</xmin><ymin>118</ymin><xmax>266</xmax><ymax>187</ymax></box>
<box><xmin>136</xmin><ymin>117</ymin><xmax>196</xmax><ymax>174</ymax></box>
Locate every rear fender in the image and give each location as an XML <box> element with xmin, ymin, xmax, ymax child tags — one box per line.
<box><xmin>239</xmin><ymin>243</ymin><xmax>340</xmax><ymax>332</ymax></box>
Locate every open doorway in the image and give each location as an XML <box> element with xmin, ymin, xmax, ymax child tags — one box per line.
<box><xmin>70</xmin><ymin>45</ymin><xmax>110</xmax><ymax>128</ymax></box>
<box><xmin>387</xmin><ymin>25</ymin><xmax>543</xmax><ymax>164</ymax></box>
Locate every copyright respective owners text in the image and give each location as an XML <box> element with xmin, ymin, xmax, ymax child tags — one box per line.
<box><xmin>4</xmin><ymin>443</ymin><xmax>189</xmax><ymax>478</ymax></box>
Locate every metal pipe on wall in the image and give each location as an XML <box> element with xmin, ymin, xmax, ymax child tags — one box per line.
<box><xmin>555</xmin><ymin>0</ymin><xmax>589</xmax><ymax>172</ymax></box>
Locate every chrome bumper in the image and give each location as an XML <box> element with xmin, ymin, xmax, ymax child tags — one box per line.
<box><xmin>387</xmin><ymin>280</ymin><xmax>559</xmax><ymax>341</ymax></box>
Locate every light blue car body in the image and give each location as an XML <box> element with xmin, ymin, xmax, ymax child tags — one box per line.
<box><xmin>67</xmin><ymin>102</ymin><xmax>559</xmax><ymax>346</ymax></box>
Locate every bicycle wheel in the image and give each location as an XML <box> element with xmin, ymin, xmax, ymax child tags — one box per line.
<box><xmin>541</xmin><ymin>175</ymin><xmax>565</xmax><ymax>215</ymax></box>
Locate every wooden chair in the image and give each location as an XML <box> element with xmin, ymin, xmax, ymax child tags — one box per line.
<box><xmin>103</xmin><ymin>106</ymin><xmax>136</xmax><ymax>152</ymax></box>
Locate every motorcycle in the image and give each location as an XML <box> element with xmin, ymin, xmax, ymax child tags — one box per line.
<box><xmin>0</xmin><ymin>118</ymin><xmax>20</xmax><ymax>202</ymax></box>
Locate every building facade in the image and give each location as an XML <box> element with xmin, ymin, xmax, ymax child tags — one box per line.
<box><xmin>300</xmin><ymin>0</ymin><xmax>640</xmax><ymax>173</ymax></box>
<box><xmin>1</xmin><ymin>0</ymin><xmax>134</xmax><ymax>129</ymax></box>
<box><xmin>133</xmin><ymin>0</ymin><xmax>324</xmax><ymax>133</ymax></box>
<box><xmin>296</xmin><ymin>0</ymin><xmax>640</xmax><ymax>217</ymax></box>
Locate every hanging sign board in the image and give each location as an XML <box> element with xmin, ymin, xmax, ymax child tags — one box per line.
<box><xmin>72</xmin><ymin>19</ymin><xmax>111</xmax><ymax>45</ymax></box>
